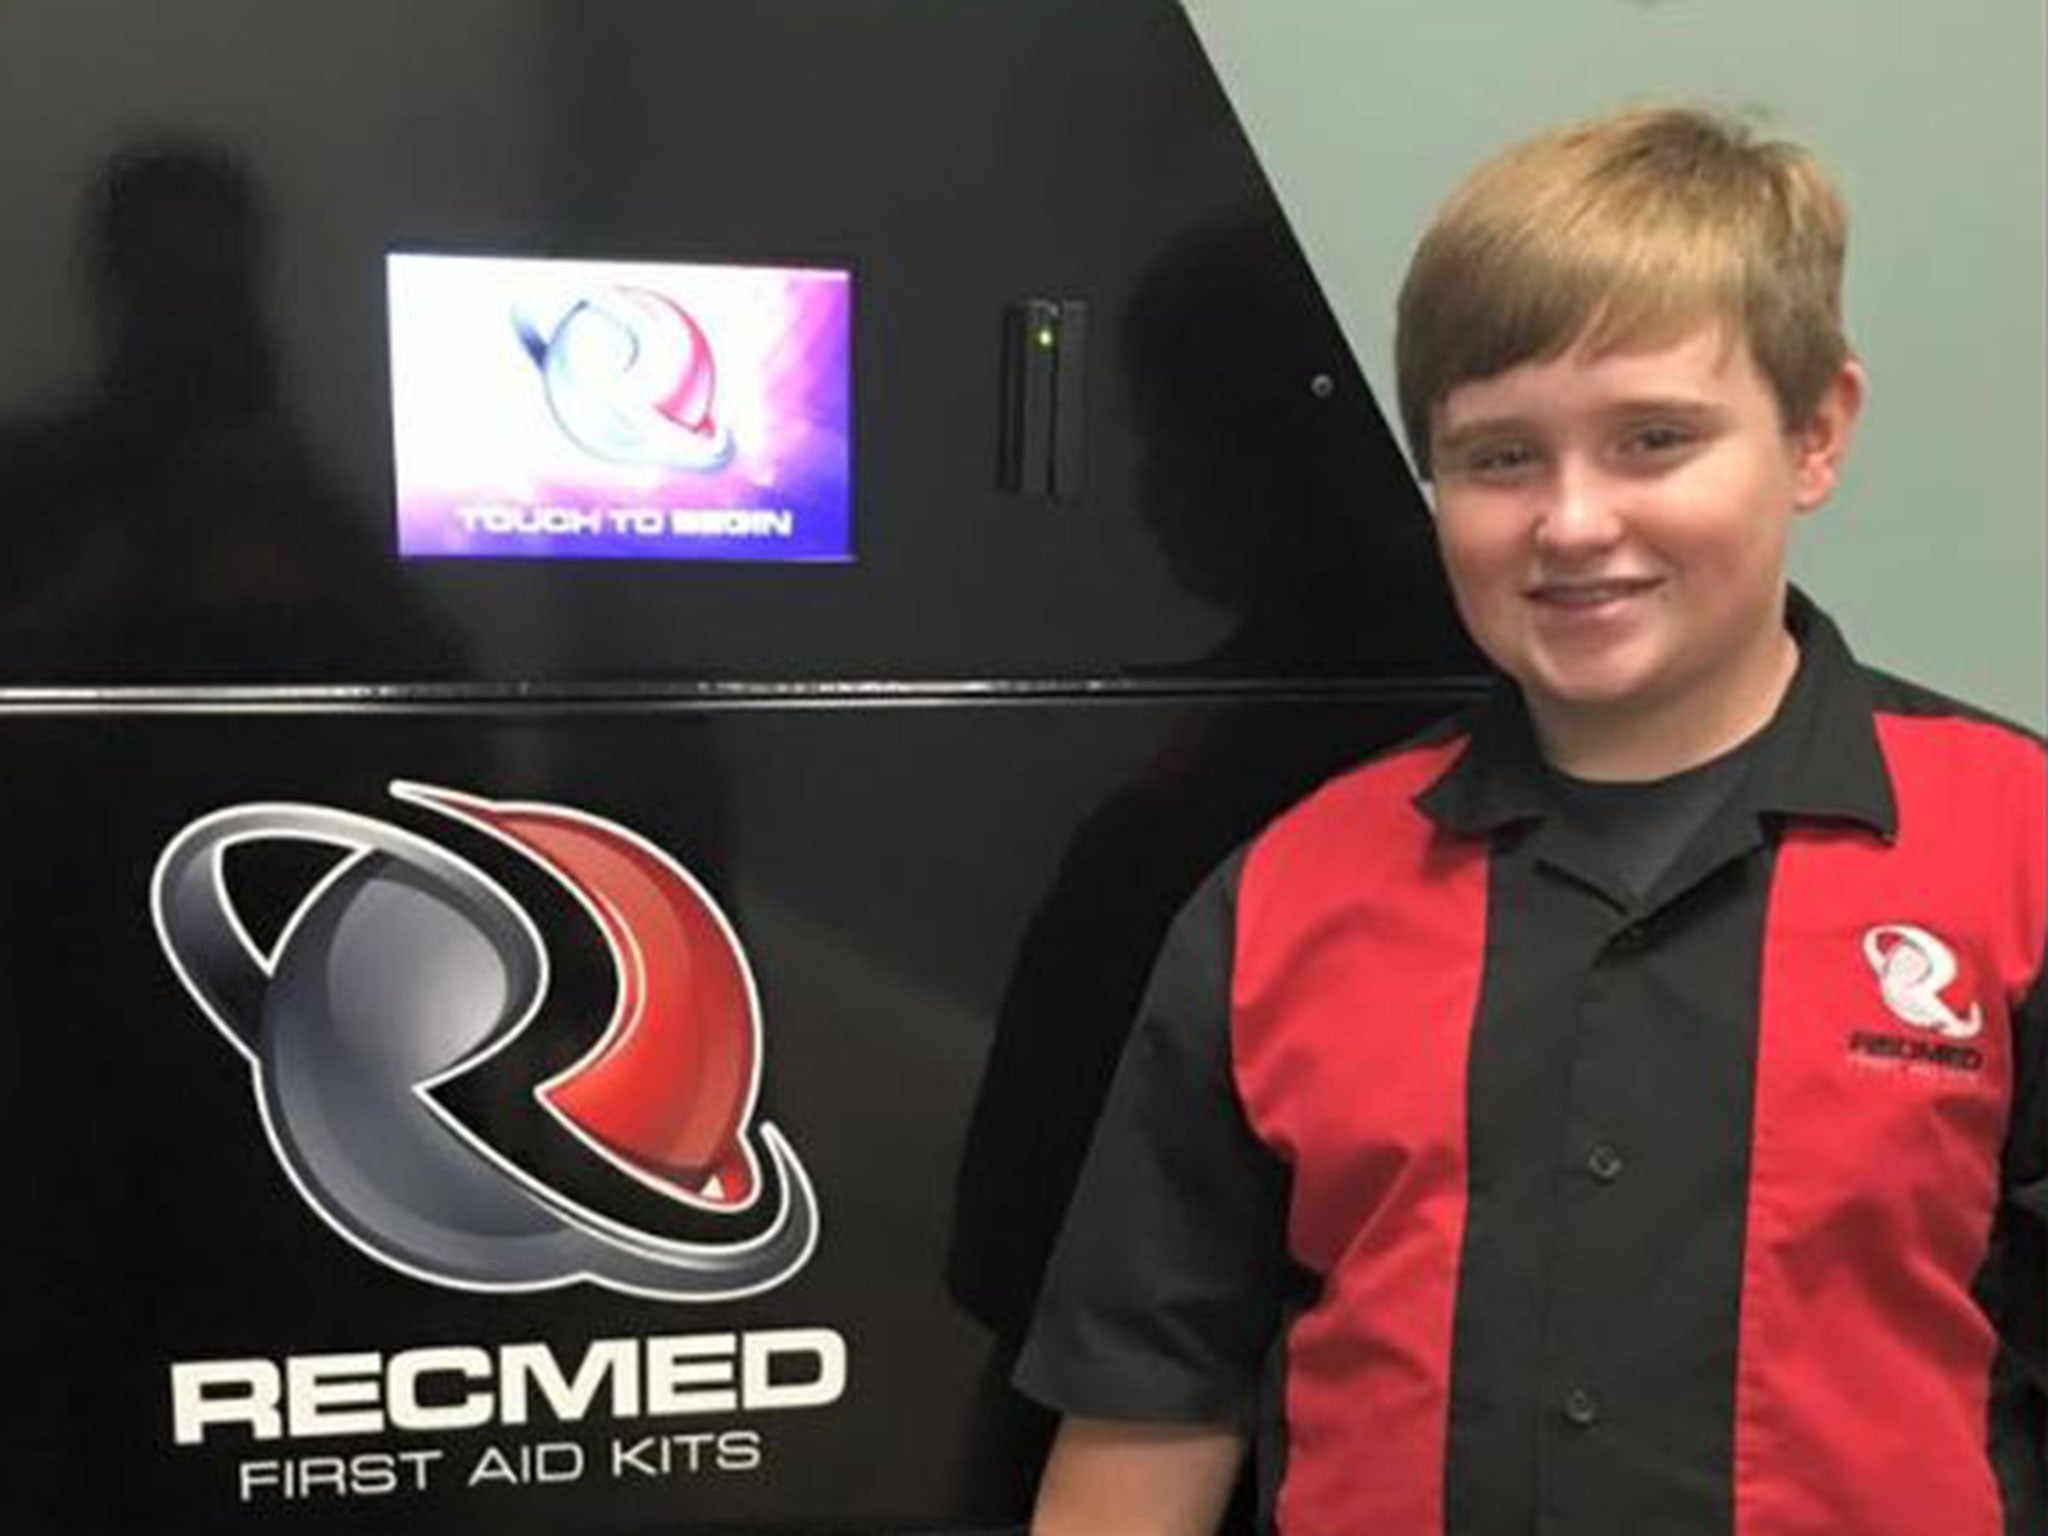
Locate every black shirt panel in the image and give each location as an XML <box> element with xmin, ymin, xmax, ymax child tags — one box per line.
<box><xmin>1446</xmin><ymin>811</ymin><xmax>1774</xmax><ymax>1536</ymax></box>
<box><xmin>1013</xmin><ymin>850</ymin><xmax>1295</xmax><ymax>1426</ymax></box>
<box><xmin>1987</xmin><ymin>962</ymin><xmax>2048</xmax><ymax>1531</ymax></box>
<box><xmin>1979</xmin><ymin>1216</ymin><xmax>2048</xmax><ymax>1535</ymax></box>
<box><xmin>1442</xmin><ymin>828</ymin><xmax>1577</xmax><ymax>1533</ymax></box>
<box><xmin>1999</xmin><ymin>960</ymin><xmax>2048</xmax><ymax>1277</ymax></box>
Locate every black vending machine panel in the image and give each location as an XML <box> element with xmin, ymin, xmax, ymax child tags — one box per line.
<box><xmin>0</xmin><ymin>1</ymin><xmax>1482</xmax><ymax>1530</ymax></box>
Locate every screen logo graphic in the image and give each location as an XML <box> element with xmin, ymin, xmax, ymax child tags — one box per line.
<box><xmin>516</xmin><ymin>288</ymin><xmax>736</xmax><ymax>472</ymax></box>
<box><xmin>151</xmin><ymin>783</ymin><xmax>818</xmax><ymax>1299</ymax></box>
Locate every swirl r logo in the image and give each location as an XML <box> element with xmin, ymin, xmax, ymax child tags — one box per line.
<box><xmin>515</xmin><ymin>287</ymin><xmax>736</xmax><ymax>472</ymax></box>
<box><xmin>150</xmin><ymin>783</ymin><xmax>817</xmax><ymax>1299</ymax></box>
<box><xmin>1862</xmin><ymin>923</ymin><xmax>1985</xmax><ymax>1041</ymax></box>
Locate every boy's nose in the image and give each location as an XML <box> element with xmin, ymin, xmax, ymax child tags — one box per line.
<box><xmin>1532</xmin><ymin>461</ymin><xmax>1626</xmax><ymax>555</ymax></box>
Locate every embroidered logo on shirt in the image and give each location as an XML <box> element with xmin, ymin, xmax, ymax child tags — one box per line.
<box><xmin>1861</xmin><ymin>924</ymin><xmax>1984</xmax><ymax>1040</ymax></box>
<box><xmin>1845</xmin><ymin>923</ymin><xmax>1987</xmax><ymax>1077</ymax></box>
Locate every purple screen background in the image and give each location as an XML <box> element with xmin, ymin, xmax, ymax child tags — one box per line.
<box><xmin>389</xmin><ymin>255</ymin><xmax>852</xmax><ymax>561</ymax></box>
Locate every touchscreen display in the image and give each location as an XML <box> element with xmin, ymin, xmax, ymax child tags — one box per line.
<box><xmin>389</xmin><ymin>254</ymin><xmax>852</xmax><ymax>561</ymax></box>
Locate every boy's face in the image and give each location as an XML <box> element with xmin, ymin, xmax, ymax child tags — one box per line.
<box><xmin>1427</xmin><ymin>324</ymin><xmax>1863</xmax><ymax>772</ymax></box>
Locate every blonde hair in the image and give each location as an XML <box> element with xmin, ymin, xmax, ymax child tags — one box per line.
<box><xmin>1395</xmin><ymin>105</ymin><xmax>1849</xmax><ymax>478</ymax></box>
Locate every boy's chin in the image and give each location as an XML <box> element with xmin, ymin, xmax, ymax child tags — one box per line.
<box><xmin>1517</xmin><ymin>664</ymin><xmax>1666</xmax><ymax>717</ymax></box>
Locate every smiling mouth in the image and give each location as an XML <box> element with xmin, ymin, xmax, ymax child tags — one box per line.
<box><xmin>1527</xmin><ymin>577</ymin><xmax>1663</xmax><ymax>608</ymax></box>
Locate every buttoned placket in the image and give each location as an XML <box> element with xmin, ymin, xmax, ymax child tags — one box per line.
<box><xmin>1423</xmin><ymin>600</ymin><xmax>1903</xmax><ymax>1534</ymax></box>
<box><xmin>1524</xmin><ymin>806</ymin><xmax>1770</xmax><ymax>1536</ymax></box>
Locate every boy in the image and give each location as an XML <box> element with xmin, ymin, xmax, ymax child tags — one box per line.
<box><xmin>1015</xmin><ymin>105</ymin><xmax>2048</xmax><ymax>1535</ymax></box>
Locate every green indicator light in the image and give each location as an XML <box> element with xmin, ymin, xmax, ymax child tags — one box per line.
<box><xmin>1036</xmin><ymin>327</ymin><xmax>1057</xmax><ymax>348</ymax></box>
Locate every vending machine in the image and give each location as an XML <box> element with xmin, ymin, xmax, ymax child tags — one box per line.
<box><xmin>0</xmin><ymin>1</ymin><xmax>1481</xmax><ymax>1530</ymax></box>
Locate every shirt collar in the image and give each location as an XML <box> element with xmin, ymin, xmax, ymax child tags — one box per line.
<box><xmin>1414</xmin><ymin>587</ymin><xmax>1897</xmax><ymax>840</ymax></box>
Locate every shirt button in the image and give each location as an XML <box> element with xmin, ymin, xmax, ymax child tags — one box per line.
<box><xmin>1587</xmin><ymin>1143</ymin><xmax>1624</xmax><ymax>1183</ymax></box>
<box><xmin>1562</xmin><ymin>1386</ymin><xmax>1600</xmax><ymax>1428</ymax></box>
<box><xmin>1609</xmin><ymin>923</ymin><xmax>1648</xmax><ymax>954</ymax></box>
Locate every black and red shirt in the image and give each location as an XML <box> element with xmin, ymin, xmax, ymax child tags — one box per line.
<box><xmin>1016</xmin><ymin>594</ymin><xmax>2048</xmax><ymax>1535</ymax></box>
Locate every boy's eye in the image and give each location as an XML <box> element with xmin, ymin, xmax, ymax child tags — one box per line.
<box><xmin>1457</xmin><ymin>442</ymin><xmax>1539</xmax><ymax>478</ymax></box>
<box><xmin>1622</xmin><ymin>421</ymin><xmax>1695</xmax><ymax>455</ymax></box>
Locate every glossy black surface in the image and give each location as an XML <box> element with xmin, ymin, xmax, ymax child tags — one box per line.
<box><xmin>0</xmin><ymin>0</ymin><xmax>1473</xmax><ymax>688</ymax></box>
<box><xmin>0</xmin><ymin>690</ymin><xmax>1461</xmax><ymax>1533</ymax></box>
<box><xmin>1</xmin><ymin>4</ymin><xmax>1488</xmax><ymax>1530</ymax></box>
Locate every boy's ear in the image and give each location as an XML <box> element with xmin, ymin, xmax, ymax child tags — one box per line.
<box><xmin>1792</xmin><ymin>357</ymin><xmax>1868</xmax><ymax>511</ymax></box>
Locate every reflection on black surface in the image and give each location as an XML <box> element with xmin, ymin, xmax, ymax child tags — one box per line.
<box><xmin>944</xmin><ymin>215</ymin><xmax>1477</xmax><ymax>1523</ymax></box>
<box><xmin>949</xmin><ymin>213</ymin><xmax>1472</xmax><ymax>1347</ymax></box>
<box><xmin>0</xmin><ymin>2</ymin><xmax>1476</xmax><ymax>688</ymax></box>
<box><xmin>945</xmin><ymin>696</ymin><xmax>1450</xmax><ymax>1527</ymax></box>
<box><xmin>0</xmin><ymin>141</ymin><xmax>450</xmax><ymax>682</ymax></box>
<box><xmin>1128</xmin><ymin>213</ymin><xmax>1475</xmax><ymax>679</ymax></box>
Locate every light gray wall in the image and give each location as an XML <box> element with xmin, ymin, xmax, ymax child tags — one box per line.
<box><xmin>1184</xmin><ymin>0</ymin><xmax>2046</xmax><ymax>729</ymax></box>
